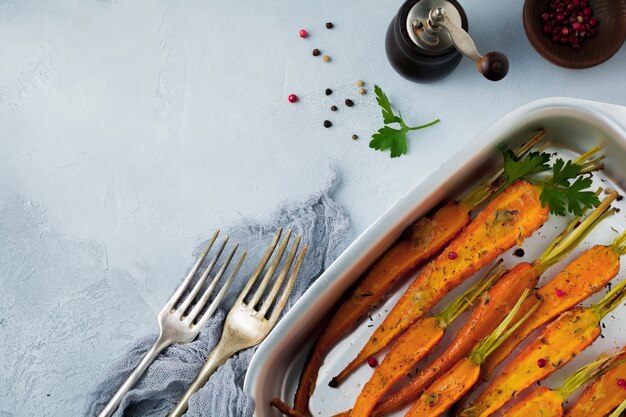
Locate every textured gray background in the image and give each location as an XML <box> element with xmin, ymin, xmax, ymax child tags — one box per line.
<box><xmin>0</xmin><ymin>0</ymin><xmax>625</xmax><ymax>416</ymax></box>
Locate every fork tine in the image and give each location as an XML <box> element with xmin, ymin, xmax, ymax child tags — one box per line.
<box><xmin>235</xmin><ymin>228</ymin><xmax>282</xmax><ymax>304</ymax></box>
<box><xmin>256</xmin><ymin>235</ymin><xmax>301</xmax><ymax>317</ymax></box>
<box><xmin>186</xmin><ymin>244</ymin><xmax>239</xmax><ymax>323</ymax></box>
<box><xmin>177</xmin><ymin>236</ymin><xmax>229</xmax><ymax>314</ymax></box>
<box><xmin>268</xmin><ymin>245</ymin><xmax>307</xmax><ymax>325</ymax></box>
<box><xmin>165</xmin><ymin>230</ymin><xmax>219</xmax><ymax>311</ymax></box>
<box><xmin>194</xmin><ymin>251</ymin><xmax>247</xmax><ymax>330</ymax></box>
<box><xmin>247</xmin><ymin>229</ymin><xmax>293</xmax><ymax>309</ymax></box>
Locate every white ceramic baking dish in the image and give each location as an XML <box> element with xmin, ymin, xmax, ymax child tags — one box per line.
<box><xmin>244</xmin><ymin>97</ymin><xmax>626</xmax><ymax>417</ymax></box>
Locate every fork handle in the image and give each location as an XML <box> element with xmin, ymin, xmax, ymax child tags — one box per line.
<box><xmin>98</xmin><ymin>338</ymin><xmax>168</xmax><ymax>417</ymax></box>
<box><xmin>168</xmin><ymin>339</ymin><xmax>240</xmax><ymax>417</ymax></box>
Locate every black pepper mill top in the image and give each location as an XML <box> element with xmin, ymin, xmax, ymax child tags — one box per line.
<box><xmin>386</xmin><ymin>0</ymin><xmax>509</xmax><ymax>82</ymax></box>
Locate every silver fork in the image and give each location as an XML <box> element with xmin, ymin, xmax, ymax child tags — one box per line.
<box><xmin>168</xmin><ymin>228</ymin><xmax>307</xmax><ymax>417</ymax></box>
<box><xmin>97</xmin><ymin>230</ymin><xmax>246</xmax><ymax>417</ymax></box>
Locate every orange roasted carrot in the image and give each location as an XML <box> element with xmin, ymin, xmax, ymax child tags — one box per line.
<box><xmin>345</xmin><ymin>261</ymin><xmax>505</xmax><ymax>417</ymax></box>
<box><xmin>369</xmin><ymin>193</ymin><xmax>616</xmax><ymax>417</ymax></box>
<box><xmin>292</xmin><ymin>133</ymin><xmax>547</xmax><ymax>415</ymax></box>
<box><xmin>482</xmin><ymin>226</ymin><xmax>626</xmax><ymax>380</ymax></box>
<box><xmin>501</xmin><ymin>351</ymin><xmax>625</xmax><ymax>417</ymax></box>
<box><xmin>458</xmin><ymin>278</ymin><xmax>626</xmax><ymax>417</ymax></box>
<box><xmin>329</xmin><ymin>179</ymin><xmax>550</xmax><ymax>386</ymax></box>
<box><xmin>608</xmin><ymin>397</ymin><xmax>626</xmax><ymax>417</ymax></box>
<box><xmin>565</xmin><ymin>351</ymin><xmax>626</xmax><ymax>417</ymax></box>
<box><xmin>404</xmin><ymin>289</ymin><xmax>540</xmax><ymax>417</ymax></box>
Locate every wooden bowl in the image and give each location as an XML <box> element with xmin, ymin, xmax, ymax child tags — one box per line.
<box><xmin>523</xmin><ymin>0</ymin><xmax>626</xmax><ymax>69</ymax></box>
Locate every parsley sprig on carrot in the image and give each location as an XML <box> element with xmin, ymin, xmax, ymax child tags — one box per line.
<box><xmin>292</xmin><ymin>133</ymin><xmax>546</xmax><ymax>415</ymax></box>
<box><xmin>361</xmin><ymin>190</ymin><xmax>616</xmax><ymax>417</ymax></box>
<box><xmin>329</xmin><ymin>148</ymin><xmax>603</xmax><ymax>387</ymax></box>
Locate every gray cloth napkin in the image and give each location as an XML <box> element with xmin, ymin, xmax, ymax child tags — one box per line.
<box><xmin>84</xmin><ymin>174</ymin><xmax>351</xmax><ymax>417</ymax></box>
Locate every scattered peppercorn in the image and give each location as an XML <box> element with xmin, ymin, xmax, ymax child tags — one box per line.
<box><xmin>330</xmin><ymin>105</ymin><xmax>338</xmax><ymax>111</ymax></box>
<box><xmin>325</xmin><ymin>88</ymin><xmax>333</xmax><ymax>96</ymax></box>
<box><xmin>356</xmin><ymin>80</ymin><xmax>364</xmax><ymax>87</ymax></box>
<box><xmin>288</xmin><ymin>94</ymin><xmax>298</xmax><ymax>103</ymax></box>
<box><xmin>352</xmin><ymin>134</ymin><xmax>359</xmax><ymax>140</ymax></box>
<box><xmin>312</xmin><ymin>48</ymin><xmax>321</xmax><ymax>56</ymax></box>
<box><xmin>618</xmin><ymin>195</ymin><xmax>624</xmax><ymax>201</ymax></box>
<box><xmin>325</xmin><ymin>22</ymin><xmax>334</xmax><ymax>29</ymax></box>
<box><xmin>448</xmin><ymin>251</ymin><xmax>458</xmax><ymax>260</ymax></box>
<box><xmin>299</xmin><ymin>29</ymin><xmax>309</xmax><ymax>38</ymax></box>
<box><xmin>537</xmin><ymin>358</ymin><xmax>547</xmax><ymax>368</ymax></box>
<box><xmin>358</xmin><ymin>87</ymin><xmax>366</xmax><ymax>95</ymax></box>
<box><xmin>345</xmin><ymin>99</ymin><xmax>354</xmax><ymax>107</ymax></box>
<box><xmin>513</xmin><ymin>248</ymin><xmax>525</xmax><ymax>257</ymax></box>
<box><xmin>367</xmin><ymin>357</ymin><xmax>378</xmax><ymax>368</ymax></box>
<box><xmin>323</xmin><ymin>120</ymin><xmax>332</xmax><ymax>128</ymax></box>
<box><xmin>322</xmin><ymin>55</ymin><xmax>331</xmax><ymax>62</ymax></box>
<box><xmin>556</xmin><ymin>289</ymin><xmax>566</xmax><ymax>297</ymax></box>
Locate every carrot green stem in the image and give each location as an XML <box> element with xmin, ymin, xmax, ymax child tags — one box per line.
<box><xmin>460</xmin><ymin>131</ymin><xmax>545</xmax><ymax>209</ymax></box>
<box><xmin>436</xmin><ymin>260</ymin><xmax>507</xmax><ymax>326</ymax></box>
<box><xmin>557</xmin><ymin>353</ymin><xmax>626</xmax><ymax>400</ymax></box>
<box><xmin>469</xmin><ymin>289</ymin><xmax>541</xmax><ymax>365</ymax></box>
<box><xmin>609</xmin><ymin>397</ymin><xmax>626</xmax><ymax>417</ymax></box>
<box><xmin>592</xmin><ymin>278</ymin><xmax>626</xmax><ymax>319</ymax></box>
<box><xmin>536</xmin><ymin>191</ymin><xmax>617</xmax><ymax>270</ymax></box>
<box><xmin>612</xmin><ymin>231</ymin><xmax>626</xmax><ymax>256</ymax></box>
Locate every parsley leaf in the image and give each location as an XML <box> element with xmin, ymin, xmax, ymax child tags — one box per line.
<box><xmin>370</xmin><ymin>85</ymin><xmax>440</xmax><ymax>158</ymax></box>
<box><xmin>540</xmin><ymin>160</ymin><xmax>600</xmax><ymax>216</ymax></box>
<box><xmin>502</xmin><ymin>150</ymin><xmax>601</xmax><ymax>216</ymax></box>
<box><xmin>503</xmin><ymin>150</ymin><xmax>551</xmax><ymax>187</ymax></box>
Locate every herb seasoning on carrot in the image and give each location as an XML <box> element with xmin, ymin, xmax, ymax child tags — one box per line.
<box><xmin>292</xmin><ymin>134</ymin><xmax>547</xmax><ymax>415</ymax></box>
<box><xmin>347</xmin><ymin>261</ymin><xmax>506</xmax><ymax>417</ymax></box>
<box><xmin>564</xmin><ymin>351</ymin><xmax>626</xmax><ymax>417</ymax></box>
<box><xmin>502</xmin><ymin>350</ymin><xmax>626</xmax><ymax>417</ymax></box>
<box><xmin>403</xmin><ymin>289</ymin><xmax>540</xmax><ymax>417</ymax></box>
<box><xmin>366</xmin><ymin>191</ymin><xmax>616</xmax><ymax>417</ymax></box>
<box><xmin>482</xmin><ymin>224</ymin><xmax>626</xmax><ymax>380</ymax></box>
<box><xmin>458</xmin><ymin>278</ymin><xmax>626</xmax><ymax>417</ymax></box>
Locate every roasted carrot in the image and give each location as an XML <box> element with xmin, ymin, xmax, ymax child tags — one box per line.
<box><xmin>271</xmin><ymin>398</ymin><xmax>307</xmax><ymax>417</ymax></box>
<box><xmin>565</xmin><ymin>351</ymin><xmax>626</xmax><ymax>417</ymax></box>
<box><xmin>609</xmin><ymin>397</ymin><xmax>626</xmax><ymax>417</ymax></box>
<box><xmin>344</xmin><ymin>261</ymin><xmax>505</xmax><ymax>417</ymax></box>
<box><xmin>501</xmin><ymin>350</ymin><xmax>625</xmax><ymax>417</ymax></box>
<box><xmin>458</xmin><ymin>278</ymin><xmax>626</xmax><ymax>417</ymax></box>
<box><xmin>482</xmin><ymin>225</ymin><xmax>626</xmax><ymax>380</ymax></box>
<box><xmin>367</xmin><ymin>193</ymin><xmax>616</xmax><ymax>417</ymax></box>
<box><xmin>329</xmin><ymin>179</ymin><xmax>550</xmax><ymax>386</ymax></box>
<box><xmin>404</xmin><ymin>289</ymin><xmax>540</xmax><ymax>417</ymax></box>
<box><xmin>291</xmin><ymin>134</ymin><xmax>548</xmax><ymax>415</ymax></box>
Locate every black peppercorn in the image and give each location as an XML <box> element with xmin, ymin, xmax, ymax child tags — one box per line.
<box><xmin>513</xmin><ymin>248</ymin><xmax>525</xmax><ymax>257</ymax></box>
<box><xmin>325</xmin><ymin>22</ymin><xmax>334</xmax><ymax>29</ymax></box>
<box><xmin>323</xmin><ymin>120</ymin><xmax>332</xmax><ymax>128</ymax></box>
<box><xmin>325</xmin><ymin>88</ymin><xmax>333</xmax><ymax>96</ymax></box>
<box><xmin>330</xmin><ymin>105</ymin><xmax>338</xmax><ymax>111</ymax></box>
<box><xmin>352</xmin><ymin>134</ymin><xmax>359</xmax><ymax>140</ymax></box>
<box><xmin>345</xmin><ymin>99</ymin><xmax>354</xmax><ymax>107</ymax></box>
<box><xmin>312</xmin><ymin>48</ymin><xmax>321</xmax><ymax>56</ymax></box>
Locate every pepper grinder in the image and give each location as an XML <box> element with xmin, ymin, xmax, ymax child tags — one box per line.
<box><xmin>386</xmin><ymin>0</ymin><xmax>509</xmax><ymax>82</ymax></box>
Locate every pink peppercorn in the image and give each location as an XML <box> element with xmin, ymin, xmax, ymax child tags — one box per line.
<box><xmin>367</xmin><ymin>357</ymin><xmax>378</xmax><ymax>368</ymax></box>
<box><xmin>288</xmin><ymin>94</ymin><xmax>298</xmax><ymax>103</ymax></box>
<box><xmin>448</xmin><ymin>251</ymin><xmax>458</xmax><ymax>260</ymax></box>
<box><xmin>556</xmin><ymin>289</ymin><xmax>566</xmax><ymax>297</ymax></box>
<box><xmin>299</xmin><ymin>29</ymin><xmax>309</xmax><ymax>38</ymax></box>
<box><xmin>618</xmin><ymin>378</ymin><xmax>626</xmax><ymax>388</ymax></box>
<box><xmin>537</xmin><ymin>358</ymin><xmax>547</xmax><ymax>368</ymax></box>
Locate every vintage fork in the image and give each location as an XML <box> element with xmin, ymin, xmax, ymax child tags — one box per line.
<box><xmin>168</xmin><ymin>228</ymin><xmax>307</xmax><ymax>417</ymax></box>
<box><xmin>97</xmin><ymin>230</ymin><xmax>246</xmax><ymax>417</ymax></box>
